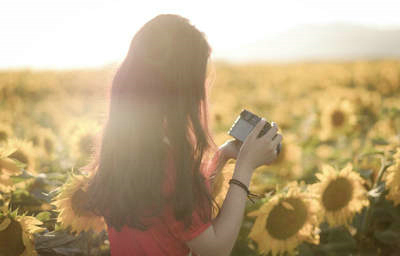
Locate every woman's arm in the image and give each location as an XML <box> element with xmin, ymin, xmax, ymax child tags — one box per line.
<box><xmin>186</xmin><ymin>161</ymin><xmax>253</xmax><ymax>256</ymax></box>
<box><xmin>206</xmin><ymin>148</ymin><xmax>230</xmax><ymax>188</ymax></box>
<box><xmin>186</xmin><ymin>119</ymin><xmax>281</xmax><ymax>256</ymax></box>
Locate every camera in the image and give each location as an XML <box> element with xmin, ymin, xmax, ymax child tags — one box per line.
<box><xmin>227</xmin><ymin>109</ymin><xmax>282</xmax><ymax>155</ymax></box>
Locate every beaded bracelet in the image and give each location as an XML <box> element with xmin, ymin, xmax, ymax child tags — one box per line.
<box><xmin>228</xmin><ymin>178</ymin><xmax>261</xmax><ymax>204</ymax></box>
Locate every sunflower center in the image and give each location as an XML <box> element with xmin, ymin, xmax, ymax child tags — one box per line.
<box><xmin>9</xmin><ymin>150</ymin><xmax>29</xmax><ymax>165</ymax></box>
<box><xmin>322</xmin><ymin>177</ymin><xmax>353</xmax><ymax>211</ymax></box>
<box><xmin>0</xmin><ymin>218</ymin><xmax>25</xmax><ymax>256</ymax></box>
<box><xmin>331</xmin><ymin>110</ymin><xmax>345</xmax><ymax>127</ymax></box>
<box><xmin>70</xmin><ymin>188</ymin><xmax>92</xmax><ymax>217</ymax></box>
<box><xmin>265</xmin><ymin>197</ymin><xmax>308</xmax><ymax>240</ymax></box>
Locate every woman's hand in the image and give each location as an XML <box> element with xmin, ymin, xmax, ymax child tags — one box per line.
<box><xmin>218</xmin><ymin>139</ymin><xmax>243</xmax><ymax>160</ymax></box>
<box><xmin>236</xmin><ymin>119</ymin><xmax>282</xmax><ymax>171</ymax></box>
<box><xmin>207</xmin><ymin>139</ymin><xmax>241</xmax><ymax>187</ymax></box>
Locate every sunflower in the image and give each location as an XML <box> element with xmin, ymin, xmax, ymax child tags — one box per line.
<box><xmin>52</xmin><ymin>172</ymin><xmax>106</xmax><ymax>234</ymax></box>
<box><xmin>367</xmin><ymin>119</ymin><xmax>397</xmax><ymax>143</ymax></box>
<box><xmin>271</xmin><ymin>103</ymin><xmax>297</xmax><ymax>130</ymax></box>
<box><xmin>0</xmin><ymin>142</ymin><xmax>22</xmax><ymax>176</ymax></box>
<box><xmin>27</xmin><ymin>125</ymin><xmax>58</xmax><ymax>158</ymax></box>
<box><xmin>267</xmin><ymin>133</ymin><xmax>303</xmax><ymax>180</ymax></box>
<box><xmin>0</xmin><ymin>203</ymin><xmax>45</xmax><ymax>256</ymax></box>
<box><xmin>247</xmin><ymin>182</ymin><xmax>320</xmax><ymax>256</ymax></box>
<box><xmin>318</xmin><ymin>98</ymin><xmax>358</xmax><ymax>141</ymax></box>
<box><xmin>377</xmin><ymin>135</ymin><xmax>400</xmax><ymax>156</ymax></box>
<box><xmin>271</xmin><ymin>133</ymin><xmax>301</xmax><ymax>166</ymax></box>
<box><xmin>351</xmin><ymin>89</ymin><xmax>382</xmax><ymax>121</ymax></box>
<box><xmin>0</xmin><ymin>175</ymin><xmax>15</xmax><ymax>194</ymax></box>
<box><xmin>384</xmin><ymin>147</ymin><xmax>400</xmax><ymax>206</ymax></box>
<box><xmin>66</xmin><ymin>120</ymin><xmax>101</xmax><ymax>162</ymax></box>
<box><xmin>33</xmin><ymin>99</ymin><xmax>67</xmax><ymax>133</ymax></box>
<box><xmin>0</xmin><ymin>110</ymin><xmax>13</xmax><ymax>125</ymax></box>
<box><xmin>5</xmin><ymin>138</ymin><xmax>37</xmax><ymax>174</ymax></box>
<box><xmin>0</xmin><ymin>142</ymin><xmax>23</xmax><ymax>193</ymax></box>
<box><xmin>310</xmin><ymin>162</ymin><xmax>369</xmax><ymax>227</ymax></box>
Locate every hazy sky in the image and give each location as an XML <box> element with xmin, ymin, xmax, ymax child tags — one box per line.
<box><xmin>1</xmin><ymin>0</ymin><xmax>400</xmax><ymax>69</ymax></box>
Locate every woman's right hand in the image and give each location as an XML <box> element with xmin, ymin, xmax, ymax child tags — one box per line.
<box><xmin>236</xmin><ymin>118</ymin><xmax>282</xmax><ymax>171</ymax></box>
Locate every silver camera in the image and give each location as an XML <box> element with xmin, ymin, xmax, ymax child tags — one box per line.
<box><xmin>228</xmin><ymin>109</ymin><xmax>282</xmax><ymax>155</ymax></box>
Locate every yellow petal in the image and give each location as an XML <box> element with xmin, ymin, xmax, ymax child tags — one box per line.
<box><xmin>0</xmin><ymin>217</ymin><xmax>11</xmax><ymax>231</ymax></box>
<box><xmin>0</xmin><ymin>157</ymin><xmax>22</xmax><ymax>174</ymax></box>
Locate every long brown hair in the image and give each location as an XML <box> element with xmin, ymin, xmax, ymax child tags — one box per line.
<box><xmin>84</xmin><ymin>14</ymin><xmax>219</xmax><ymax>231</ymax></box>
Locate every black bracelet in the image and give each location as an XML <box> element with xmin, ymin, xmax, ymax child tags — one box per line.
<box><xmin>228</xmin><ymin>178</ymin><xmax>261</xmax><ymax>204</ymax></box>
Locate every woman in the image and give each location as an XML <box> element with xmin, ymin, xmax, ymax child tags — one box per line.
<box><xmin>84</xmin><ymin>14</ymin><xmax>282</xmax><ymax>256</ymax></box>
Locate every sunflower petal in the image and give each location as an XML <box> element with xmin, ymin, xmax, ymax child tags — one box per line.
<box><xmin>0</xmin><ymin>217</ymin><xmax>11</xmax><ymax>231</ymax></box>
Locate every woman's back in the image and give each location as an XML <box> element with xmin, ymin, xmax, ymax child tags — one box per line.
<box><xmin>106</xmin><ymin>138</ymin><xmax>212</xmax><ymax>256</ymax></box>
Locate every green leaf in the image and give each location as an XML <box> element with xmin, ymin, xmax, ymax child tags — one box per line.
<box><xmin>36</xmin><ymin>211</ymin><xmax>51</xmax><ymax>222</ymax></box>
<box><xmin>327</xmin><ymin>226</ymin><xmax>356</xmax><ymax>244</ymax></box>
<box><xmin>320</xmin><ymin>226</ymin><xmax>357</xmax><ymax>254</ymax></box>
<box><xmin>297</xmin><ymin>243</ymin><xmax>315</xmax><ymax>256</ymax></box>
<box><xmin>352</xmin><ymin>207</ymin><xmax>367</xmax><ymax>230</ymax></box>
<box><xmin>359</xmin><ymin>169</ymin><xmax>374</xmax><ymax>180</ymax></box>
<box><xmin>371</xmin><ymin>137</ymin><xmax>389</xmax><ymax>145</ymax></box>
<box><xmin>320</xmin><ymin>242</ymin><xmax>357</xmax><ymax>253</ymax></box>
<box><xmin>368</xmin><ymin>183</ymin><xmax>385</xmax><ymax>198</ymax></box>
<box><xmin>10</xmin><ymin>169</ymin><xmax>35</xmax><ymax>183</ymax></box>
<box><xmin>374</xmin><ymin>230</ymin><xmax>400</xmax><ymax>245</ymax></box>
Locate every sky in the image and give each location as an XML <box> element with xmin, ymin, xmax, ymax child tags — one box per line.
<box><xmin>1</xmin><ymin>0</ymin><xmax>400</xmax><ymax>69</ymax></box>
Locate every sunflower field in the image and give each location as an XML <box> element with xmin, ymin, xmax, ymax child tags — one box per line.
<box><xmin>1</xmin><ymin>59</ymin><xmax>400</xmax><ymax>255</ymax></box>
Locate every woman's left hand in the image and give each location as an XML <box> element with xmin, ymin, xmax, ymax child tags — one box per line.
<box><xmin>219</xmin><ymin>139</ymin><xmax>243</xmax><ymax>160</ymax></box>
<box><xmin>207</xmin><ymin>139</ymin><xmax>242</xmax><ymax>187</ymax></box>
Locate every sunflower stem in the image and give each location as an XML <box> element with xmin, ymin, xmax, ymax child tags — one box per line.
<box><xmin>86</xmin><ymin>231</ymin><xmax>92</xmax><ymax>256</ymax></box>
<box><xmin>354</xmin><ymin>150</ymin><xmax>384</xmax><ymax>177</ymax></box>
<box><xmin>375</xmin><ymin>161</ymin><xmax>392</xmax><ymax>187</ymax></box>
<box><xmin>360</xmin><ymin>155</ymin><xmax>391</xmax><ymax>236</ymax></box>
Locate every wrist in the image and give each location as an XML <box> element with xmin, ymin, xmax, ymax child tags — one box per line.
<box><xmin>235</xmin><ymin>158</ymin><xmax>253</xmax><ymax>172</ymax></box>
<box><xmin>232</xmin><ymin>164</ymin><xmax>253</xmax><ymax>187</ymax></box>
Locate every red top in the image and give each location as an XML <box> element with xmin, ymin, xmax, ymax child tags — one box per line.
<box><xmin>106</xmin><ymin>143</ymin><xmax>215</xmax><ymax>256</ymax></box>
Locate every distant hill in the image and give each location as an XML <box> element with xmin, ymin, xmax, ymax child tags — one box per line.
<box><xmin>222</xmin><ymin>23</ymin><xmax>400</xmax><ymax>62</ymax></box>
